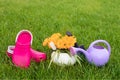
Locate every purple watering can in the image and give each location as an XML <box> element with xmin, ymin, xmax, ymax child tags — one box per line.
<box><xmin>70</xmin><ymin>40</ymin><xmax>111</xmax><ymax>66</ymax></box>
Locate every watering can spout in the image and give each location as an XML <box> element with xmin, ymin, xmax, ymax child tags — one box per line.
<box><xmin>70</xmin><ymin>47</ymin><xmax>88</xmax><ymax>56</ymax></box>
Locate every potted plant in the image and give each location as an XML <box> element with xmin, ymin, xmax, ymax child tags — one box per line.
<box><xmin>43</xmin><ymin>32</ymin><xmax>82</xmax><ymax>68</ymax></box>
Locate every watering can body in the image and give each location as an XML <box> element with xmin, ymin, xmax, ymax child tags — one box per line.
<box><xmin>70</xmin><ymin>40</ymin><xmax>111</xmax><ymax>66</ymax></box>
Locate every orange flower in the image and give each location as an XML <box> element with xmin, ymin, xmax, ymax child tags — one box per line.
<box><xmin>56</xmin><ymin>39</ymin><xmax>63</xmax><ymax>49</ymax></box>
<box><xmin>43</xmin><ymin>38</ymin><xmax>49</xmax><ymax>46</ymax></box>
<box><xmin>42</xmin><ymin>33</ymin><xmax>77</xmax><ymax>49</ymax></box>
<box><xmin>51</xmin><ymin>33</ymin><xmax>61</xmax><ymax>39</ymax></box>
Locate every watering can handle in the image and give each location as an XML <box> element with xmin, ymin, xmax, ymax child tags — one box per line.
<box><xmin>89</xmin><ymin>40</ymin><xmax>111</xmax><ymax>54</ymax></box>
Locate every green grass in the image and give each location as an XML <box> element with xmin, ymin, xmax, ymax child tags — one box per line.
<box><xmin>0</xmin><ymin>0</ymin><xmax>120</xmax><ymax>79</ymax></box>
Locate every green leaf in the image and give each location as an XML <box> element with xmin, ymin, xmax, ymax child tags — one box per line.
<box><xmin>48</xmin><ymin>59</ymin><xmax>53</xmax><ymax>70</ymax></box>
<box><xmin>74</xmin><ymin>55</ymin><xmax>82</xmax><ymax>66</ymax></box>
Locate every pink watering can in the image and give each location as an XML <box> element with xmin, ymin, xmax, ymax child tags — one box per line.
<box><xmin>70</xmin><ymin>40</ymin><xmax>111</xmax><ymax>66</ymax></box>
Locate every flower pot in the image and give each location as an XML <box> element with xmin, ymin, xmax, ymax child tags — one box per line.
<box><xmin>51</xmin><ymin>51</ymin><xmax>76</xmax><ymax>66</ymax></box>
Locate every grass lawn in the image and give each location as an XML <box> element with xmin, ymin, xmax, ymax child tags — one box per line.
<box><xmin>0</xmin><ymin>0</ymin><xmax>120</xmax><ymax>79</ymax></box>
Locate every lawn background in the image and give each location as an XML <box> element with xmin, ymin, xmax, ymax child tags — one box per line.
<box><xmin>0</xmin><ymin>0</ymin><xmax>120</xmax><ymax>79</ymax></box>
